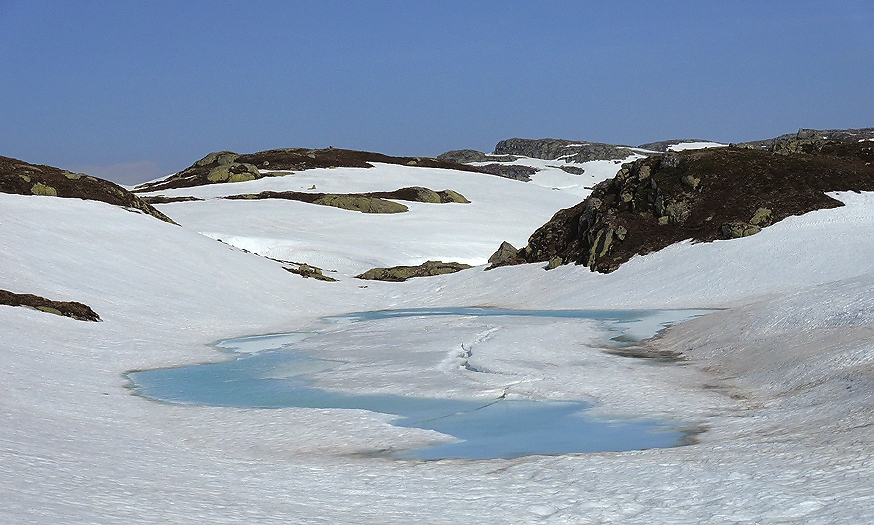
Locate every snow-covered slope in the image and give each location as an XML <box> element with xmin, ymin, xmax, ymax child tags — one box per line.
<box><xmin>140</xmin><ymin>163</ymin><xmax>583</xmax><ymax>274</ymax></box>
<box><xmin>3</xmin><ymin>156</ymin><xmax>874</xmax><ymax>523</ymax></box>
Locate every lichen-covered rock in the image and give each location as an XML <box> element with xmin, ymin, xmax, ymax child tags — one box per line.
<box><xmin>31</xmin><ymin>182</ymin><xmax>57</xmax><ymax>196</ymax></box>
<box><xmin>196</xmin><ymin>151</ymin><xmax>239</xmax><ymax>167</ymax></box>
<box><xmin>313</xmin><ymin>195</ymin><xmax>408</xmax><ymax>213</ymax></box>
<box><xmin>749</xmin><ymin>207</ymin><xmax>772</xmax><ymax>226</ymax></box>
<box><xmin>356</xmin><ymin>261</ymin><xmax>472</xmax><ymax>282</ymax></box>
<box><xmin>489</xmin><ymin>138</ymin><xmax>874</xmax><ymax>273</ymax></box>
<box><xmin>207</xmin><ymin>163</ymin><xmax>259</xmax><ymax>183</ymax></box>
<box><xmin>720</xmin><ymin>222</ymin><xmax>761</xmax><ymax>239</ymax></box>
<box><xmin>284</xmin><ymin>263</ymin><xmax>338</xmax><ymax>282</ymax></box>
<box><xmin>437</xmin><ymin>189</ymin><xmax>470</xmax><ymax>203</ymax></box>
<box><xmin>546</xmin><ymin>256</ymin><xmax>563</xmax><ymax>270</ymax></box>
<box><xmin>488</xmin><ymin>241</ymin><xmax>518</xmax><ymax>266</ymax></box>
<box><xmin>2</xmin><ymin>155</ymin><xmax>176</xmax><ymax>223</ymax></box>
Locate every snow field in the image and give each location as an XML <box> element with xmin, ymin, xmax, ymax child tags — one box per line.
<box><xmin>2</xmin><ymin>161</ymin><xmax>874</xmax><ymax>523</ymax></box>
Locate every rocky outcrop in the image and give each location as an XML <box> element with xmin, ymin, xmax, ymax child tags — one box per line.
<box><xmin>493</xmin><ymin>138</ymin><xmax>636</xmax><ymax>163</ymax></box>
<box><xmin>312</xmin><ymin>195</ymin><xmax>408</xmax><ymax>213</ymax></box>
<box><xmin>491</xmin><ymin>140</ymin><xmax>874</xmax><ymax>273</ymax></box>
<box><xmin>225</xmin><ymin>186</ymin><xmax>469</xmax><ymax>213</ymax></box>
<box><xmin>437</xmin><ymin>150</ymin><xmax>517</xmax><ymax>164</ymax></box>
<box><xmin>367</xmin><ymin>186</ymin><xmax>470</xmax><ymax>204</ymax></box>
<box><xmin>135</xmin><ymin>148</ymin><xmax>488</xmax><ymax>193</ymax></box>
<box><xmin>744</xmin><ymin>127</ymin><xmax>874</xmax><ymax>150</ymax></box>
<box><xmin>356</xmin><ymin>261</ymin><xmax>472</xmax><ymax>282</ymax></box>
<box><xmin>284</xmin><ymin>263</ymin><xmax>337</xmax><ymax>282</ymax></box>
<box><xmin>487</xmin><ymin>241</ymin><xmax>519</xmax><ymax>267</ymax></box>
<box><xmin>0</xmin><ymin>155</ymin><xmax>176</xmax><ymax>224</ymax></box>
<box><xmin>141</xmin><ymin>195</ymin><xmax>203</xmax><ymax>204</ymax></box>
<box><xmin>636</xmin><ymin>139</ymin><xmax>711</xmax><ymax>152</ymax></box>
<box><xmin>1</xmin><ymin>289</ymin><xmax>101</xmax><ymax>321</ymax></box>
<box><xmin>476</xmin><ymin>164</ymin><xmax>537</xmax><ymax>181</ymax></box>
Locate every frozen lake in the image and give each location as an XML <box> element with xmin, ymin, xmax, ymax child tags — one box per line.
<box><xmin>128</xmin><ymin>308</ymin><xmax>710</xmax><ymax>459</ymax></box>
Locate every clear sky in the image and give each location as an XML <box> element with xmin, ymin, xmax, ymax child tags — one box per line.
<box><xmin>1</xmin><ymin>1</ymin><xmax>872</xmax><ymax>184</ymax></box>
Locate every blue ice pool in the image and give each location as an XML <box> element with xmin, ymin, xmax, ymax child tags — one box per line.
<box><xmin>127</xmin><ymin>308</ymin><xmax>711</xmax><ymax>460</ymax></box>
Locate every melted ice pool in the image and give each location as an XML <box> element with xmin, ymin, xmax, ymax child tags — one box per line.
<box><xmin>128</xmin><ymin>308</ymin><xmax>711</xmax><ymax>460</ymax></box>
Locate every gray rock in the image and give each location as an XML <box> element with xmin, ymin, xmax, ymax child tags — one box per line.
<box><xmin>749</xmin><ymin>207</ymin><xmax>772</xmax><ymax>226</ymax></box>
<box><xmin>720</xmin><ymin>222</ymin><xmax>761</xmax><ymax>239</ymax></box>
<box><xmin>489</xmin><ymin>241</ymin><xmax>518</xmax><ymax>265</ymax></box>
<box><xmin>493</xmin><ymin>138</ymin><xmax>635</xmax><ymax>162</ymax></box>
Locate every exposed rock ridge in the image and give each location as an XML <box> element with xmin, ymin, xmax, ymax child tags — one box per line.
<box><xmin>636</xmin><ymin>139</ymin><xmax>712</xmax><ymax>152</ymax></box>
<box><xmin>493</xmin><ymin>138</ymin><xmax>636</xmax><ymax>162</ymax></box>
<box><xmin>0</xmin><ymin>155</ymin><xmax>176</xmax><ymax>224</ymax></box>
<box><xmin>135</xmin><ymin>148</ymin><xmax>488</xmax><ymax>193</ymax></box>
<box><xmin>491</xmin><ymin>140</ymin><xmax>874</xmax><ymax>273</ymax></box>
<box><xmin>224</xmin><ymin>186</ymin><xmax>469</xmax><ymax>213</ymax></box>
<box><xmin>0</xmin><ymin>289</ymin><xmax>101</xmax><ymax>321</ymax></box>
<box><xmin>436</xmin><ymin>150</ymin><xmax>517</xmax><ymax>164</ymax></box>
<box><xmin>356</xmin><ymin>261</ymin><xmax>472</xmax><ymax>282</ymax></box>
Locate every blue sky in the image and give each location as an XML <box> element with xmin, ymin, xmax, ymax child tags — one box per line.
<box><xmin>1</xmin><ymin>1</ymin><xmax>872</xmax><ymax>183</ymax></box>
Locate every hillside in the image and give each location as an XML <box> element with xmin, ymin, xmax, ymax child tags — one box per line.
<box><xmin>133</xmin><ymin>147</ymin><xmax>488</xmax><ymax>193</ymax></box>
<box><xmin>490</xmin><ymin>137</ymin><xmax>874</xmax><ymax>272</ymax></box>
<box><xmin>0</xmin><ymin>155</ymin><xmax>175</xmax><ymax>224</ymax></box>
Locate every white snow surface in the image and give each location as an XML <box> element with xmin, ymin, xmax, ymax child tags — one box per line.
<box><xmin>667</xmin><ymin>141</ymin><xmax>727</xmax><ymax>151</ymax></box>
<box><xmin>3</xmin><ymin>160</ymin><xmax>874</xmax><ymax>523</ymax></box>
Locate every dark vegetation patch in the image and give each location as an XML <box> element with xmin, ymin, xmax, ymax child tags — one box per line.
<box><xmin>0</xmin><ymin>155</ymin><xmax>176</xmax><ymax>224</ymax></box>
<box><xmin>141</xmin><ymin>195</ymin><xmax>204</xmax><ymax>204</ymax></box>
<box><xmin>134</xmin><ymin>148</ymin><xmax>488</xmax><ymax>193</ymax></box>
<box><xmin>1</xmin><ymin>289</ymin><xmax>101</xmax><ymax>321</ymax></box>
<box><xmin>356</xmin><ymin>261</ymin><xmax>473</xmax><ymax>282</ymax></box>
<box><xmin>225</xmin><ymin>186</ymin><xmax>469</xmax><ymax>213</ymax></box>
<box><xmin>476</xmin><ymin>164</ymin><xmax>537</xmax><ymax>181</ymax></box>
<box><xmin>489</xmin><ymin>139</ymin><xmax>874</xmax><ymax>273</ymax></box>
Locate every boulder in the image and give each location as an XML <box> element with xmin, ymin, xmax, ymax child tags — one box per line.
<box><xmin>313</xmin><ymin>195</ymin><xmax>408</xmax><ymax>214</ymax></box>
<box><xmin>488</xmin><ymin>241</ymin><xmax>518</xmax><ymax>265</ymax></box>
<box><xmin>720</xmin><ymin>222</ymin><xmax>761</xmax><ymax>239</ymax></box>
<box><xmin>356</xmin><ymin>261</ymin><xmax>472</xmax><ymax>282</ymax></box>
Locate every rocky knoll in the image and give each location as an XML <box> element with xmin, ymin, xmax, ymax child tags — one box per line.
<box><xmin>437</xmin><ymin>149</ymin><xmax>517</xmax><ymax>164</ymax></box>
<box><xmin>0</xmin><ymin>155</ymin><xmax>175</xmax><ymax>224</ymax></box>
<box><xmin>225</xmin><ymin>186</ymin><xmax>469</xmax><ymax>213</ymax></box>
<box><xmin>636</xmin><ymin>139</ymin><xmax>712</xmax><ymax>152</ymax></box>
<box><xmin>493</xmin><ymin>138</ymin><xmax>636</xmax><ymax>162</ymax></box>
<box><xmin>356</xmin><ymin>261</ymin><xmax>472</xmax><ymax>282</ymax></box>
<box><xmin>1</xmin><ymin>289</ymin><xmax>101</xmax><ymax>321</ymax></box>
<box><xmin>134</xmin><ymin>148</ymin><xmax>487</xmax><ymax>193</ymax></box>
<box><xmin>490</xmin><ymin>139</ymin><xmax>874</xmax><ymax>273</ymax></box>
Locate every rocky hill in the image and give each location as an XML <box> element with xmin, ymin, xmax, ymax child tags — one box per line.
<box><xmin>0</xmin><ymin>155</ymin><xmax>175</xmax><ymax>224</ymax></box>
<box><xmin>489</xmin><ymin>138</ymin><xmax>874</xmax><ymax>273</ymax></box>
<box><xmin>439</xmin><ymin>138</ymin><xmax>637</xmax><ymax>165</ymax></box>
<box><xmin>134</xmin><ymin>147</ymin><xmax>488</xmax><ymax>193</ymax></box>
